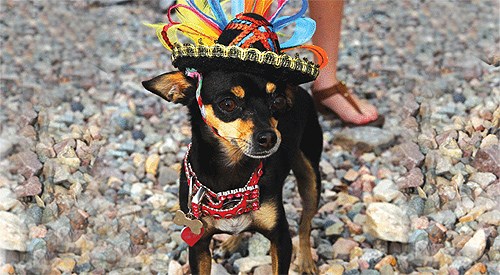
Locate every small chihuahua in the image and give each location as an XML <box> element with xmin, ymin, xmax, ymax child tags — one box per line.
<box><xmin>143</xmin><ymin>5</ymin><xmax>325</xmax><ymax>274</ymax></box>
<box><xmin>143</xmin><ymin>69</ymin><xmax>322</xmax><ymax>274</ymax></box>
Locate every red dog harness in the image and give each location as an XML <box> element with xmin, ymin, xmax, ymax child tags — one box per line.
<box><xmin>183</xmin><ymin>143</ymin><xmax>263</xmax><ymax>219</ymax></box>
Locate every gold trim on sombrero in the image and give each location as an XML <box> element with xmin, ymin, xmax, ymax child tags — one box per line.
<box><xmin>171</xmin><ymin>43</ymin><xmax>320</xmax><ymax>79</ymax></box>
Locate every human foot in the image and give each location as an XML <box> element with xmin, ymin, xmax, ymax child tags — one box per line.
<box><xmin>313</xmin><ymin>82</ymin><xmax>381</xmax><ymax>126</ymax></box>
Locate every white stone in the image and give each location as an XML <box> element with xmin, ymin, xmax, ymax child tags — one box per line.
<box><xmin>373</xmin><ymin>179</ymin><xmax>401</xmax><ymax>202</ymax></box>
<box><xmin>364</xmin><ymin>203</ymin><xmax>410</xmax><ymax>243</ymax></box>
<box><xmin>0</xmin><ymin>211</ymin><xmax>28</xmax><ymax>251</ymax></box>
<box><xmin>0</xmin><ymin>188</ymin><xmax>19</xmax><ymax>211</ymax></box>
<box><xmin>460</xmin><ymin>229</ymin><xmax>486</xmax><ymax>261</ymax></box>
<box><xmin>167</xmin><ymin>260</ymin><xmax>183</xmax><ymax>275</ymax></box>
<box><xmin>234</xmin><ymin>256</ymin><xmax>272</xmax><ymax>273</ymax></box>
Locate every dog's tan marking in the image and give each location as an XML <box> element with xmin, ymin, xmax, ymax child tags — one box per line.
<box><xmin>292</xmin><ymin>151</ymin><xmax>318</xmax><ymax>274</ymax></box>
<box><xmin>197</xmin><ymin>250</ymin><xmax>212</xmax><ymax>275</ymax></box>
<box><xmin>204</xmin><ymin>105</ymin><xmax>255</xmax><ymax>165</ymax></box>
<box><xmin>252</xmin><ymin>201</ymin><xmax>277</xmax><ymax>232</ymax></box>
<box><xmin>231</xmin><ymin>86</ymin><xmax>245</xmax><ymax>98</ymax></box>
<box><xmin>266</xmin><ymin>82</ymin><xmax>276</xmax><ymax>94</ymax></box>
<box><xmin>270</xmin><ymin>241</ymin><xmax>279</xmax><ymax>275</ymax></box>
<box><xmin>270</xmin><ymin>117</ymin><xmax>278</xmax><ymax>129</ymax></box>
<box><xmin>220</xmin><ymin>234</ymin><xmax>245</xmax><ymax>253</ymax></box>
<box><xmin>143</xmin><ymin>72</ymin><xmax>192</xmax><ymax>103</ymax></box>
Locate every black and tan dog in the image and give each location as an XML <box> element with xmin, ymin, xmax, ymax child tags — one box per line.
<box><xmin>143</xmin><ymin>69</ymin><xmax>322</xmax><ymax>274</ymax></box>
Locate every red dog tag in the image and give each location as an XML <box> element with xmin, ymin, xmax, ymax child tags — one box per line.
<box><xmin>181</xmin><ymin>226</ymin><xmax>204</xmax><ymax>246</ymax></box>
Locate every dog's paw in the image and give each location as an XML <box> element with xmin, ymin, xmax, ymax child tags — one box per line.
<box><xmin>294</xmin><ymin>250</ymin><xmax>318</xmax><ymax>274</ymax></box>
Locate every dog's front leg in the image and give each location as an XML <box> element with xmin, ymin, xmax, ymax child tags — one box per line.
<box><xmin>268</xmin><ymin>219</ymin><xmax>293</xmax><ymax>275</ymax></box>
<box><xmin>189</xmin><ymin>238</ymin><xmax>212</xmax><ymax>275</ymax></box>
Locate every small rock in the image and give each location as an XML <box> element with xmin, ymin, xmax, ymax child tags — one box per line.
<box><xmin>130</xmin><ymin>226</ymin><xmax>148</xmax><ymax>245</ymax></box>
<box><xmin>53</xmin><ymin>139</ymin><xmax>76</xmax><ymax>156</ymax></box>
<box><xmin>0</xmin><ymin>137</ymin><xmax>13</xmax><ymax>159</ymax></box>
<box><xmin>477</xmin><ymin>210</ymin><xmax>500</xmax><ymax>226</ymax></box>
<box><xmin>0</xmin><ymin>211</ymin><xmax>28</xmax><ymax>251</ymax></box>
<box><xmin>450</xmin><ymin>256</ymin><xmax>473</xmax><ymax>273</ymax></box>
<box><xmin>167</xmin><ymin>260</ymin><xmax>183</xmax><ymax>275</ymax></box>
<box><xmin>14</xmin><ymin>176</ymin><xmax>42</xmax><ymax>197</ymax></box>
<box><xmin>253</xmin><ymin>264</ymin><xmax>272</xmax><ymax>275</ymax></box>
<box><xmin>0</xmin><ymin>188</ymin><xmax>18</xmax><ymax>211</ymax></box>
<box><xmin>323</xmin><ymin>264</ymin><xmax>344</xmax><ymax>275</ymax></box>
<box><xmin>56</xmin><ymin>257</ymin><xmax>76</xmax><ymax>273</ymax></box>
<box><xmin>325</xmin><ymin>221</ymin><xmax>345</xmax><ymax>236</ymax></box>
<box><xmin>117</xmin><ymin>205</ymin><xmax>142</xmax><ymax>216</ymax></box>
<box><xmin>452</xmin><ymin>93</ymin><xmax>466</xmax><ymax>103</ymax></box>
<box><xmin>316</xmin><ymin>243</ymin><xmax>334</xmax><ymax>260</ymax></box>
<box><xmin>145</xmin><ymin>154</ymin><xmax>160</xmax><ymax>175</ymax></box>
<box><xmin>408</xmin><ymin>229</ymin><xmax>429</xmax><ymax>254</ymax></box>
<box><xmin>435</xmin><ymin>155</ymin><xmax>453</xmax><ymax>175</ymax></box>
<box><xmin>158</xmin><ymin>166</ymin><xmax>179</xmax><ymax>185</ymax></box>
<box><xmin>20</xmin><ymin>105</ymin><xmax>38</xmax><ymax>126</ymax></box>
<box><xmin>320</xmin><ymin>160</ymin><xmax>335</xmax><ymax>175</ymax></box>
<box><xmin>396</xmin><ymin>167</ymin><xmax>424</xmax><ymax>189</ymax></box>
<box><xmin>460</xmin><ymin>229</ymin><xmax>486</xmax><ymax>261</ymax></box>
<box><xmin>233</xmin><ymin>256</ymin><xmax>272</xmax><ymax>273</ymax></box>
<box><xmin>132</xmin><ymin>130</ymin><xmax>146</xmax><ymax>140</ymax></box>
<box><xmin>373</xmin><ymin>179</ymin><xmax>400</xmax><ymax>202</ymax></box>
<box><xmin>427</xmin><ymin>223</ymin><xmax>447</xmax><ymax>244</ymax></box>
<box><xmin>428</xmin><ymin>210</ymin><xmax>457</xmax><ymax>228</ymax></box>
<box><xmin>248</xmin><ymin>233</ymin><xmax>270</xmax><ymax>257</ymax></box>
<box><xmin>10</xmin><ymin>151</ymin><xmax>43</xmax><ymax>179</ymax></box>
<box><xmin>360</xmin><ymin>249</ymin><xmax>384</xmax><ymax>268</ymax></box>
<box><xmin>334</xmin><ymin>127</ymin><xmax>395</xmax><ymax>153</ymax></box>
<box><xmin>392</xmin><ymin>142</ymin><xmax>424</xmax><ymax>170</ymax></box>
<box><xmin>130</xmin><ymin>182</ymin><xmax>147</xmax><ymax>201</ymax></box>
<box><xmin>211</xmin><ymin>263</ymin><xmax>230</xmax><ymax>275</ymax></box>
<box><xmin>374</xmin><ymin>255</ymin><xmax>396</xmax><ymax>270</ymax></box>
<box><xmin>379</xmin><ymin>264</ymin><xmax>394</xmax><ymax>275</ymax></box>
<box><xmin>433</xmin><ymin>249</ymin><xmax>453</xmax><ymax>268</ymax></box>
<box><xmin>364</xmin><ymin>203</ymin><xmax>410</xmax><ymax>243</ymax></box>
<box><xmin>344</xmin><ymin>169</ymin><xmax>360</xmax><ymax>182</ymax></box>
<box><xmin>469</xmin><ymin>172</ymin><xmax>496</xmax><ymax>188</ymax></box>
<box><xmin>401</xmin><ymin>93</ymin><xmax>420</xmax><ymax>117</ymax></box>
<box><xmin>464</xmin><ymin>262</ymin><xmax>487</xmax><ymax>275</ymax></box>
<box><xmin>332</xmin><ymin>238</ymin><xmax>359</xmax><ymax>260</ymax></box>
<box><xmin>439</xmin><ymin>138</ymin><xmax>462</xmax><ymax>160</ymax></box>
<box><xmin>69</xmin><ymin>209</ymin><xmax>89</xmax><ymax>231</ymax></box>
<box><xmin>70</xmin><ymin>101</ymin><xmax>84</xmax><ymax>112</ymax></box>
<box><xmin>480</xmin><ymin>134</ymin><xmax>498</xmax><ymax>149</ymax></box>
<box><xmin>336</xmin><ymin>192</ymin><xmax>359</xmax><ymax>206</ymax></box>
<box><xmin>1</xmin><ymin>263</ymin><xmax>15</xmax><ymax>274</ymax></box>
<box><xmin>406</xmin><ymin>196</ymin><xmax>425</xmax><ymax>217</ymax></box>
<box><xmin>159</xmin><ymin>137</ymin><xmax>180</xmax><ymax>154</ymax></box>
<box><xmin>472</xmin><ymin>145</ymin><xmax>500</xmax><ymax>177</ymax></box>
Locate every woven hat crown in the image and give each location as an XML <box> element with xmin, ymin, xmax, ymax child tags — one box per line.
<box><xmin>218</xmin><ymin>13</ymin><xmax>281</xmax><ymax>53</ymax></box>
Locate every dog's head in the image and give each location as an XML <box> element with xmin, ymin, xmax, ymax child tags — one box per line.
<box><xmin>143</xmin><ymin>71</ymin><xmax>292</xmax><ymax>164</ymax></box>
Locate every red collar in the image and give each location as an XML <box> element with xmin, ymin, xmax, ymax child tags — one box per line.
<box><xmin>183</xmin><ymin>143</ymin><xmax>263</xmax><ymax>219</ymax></box>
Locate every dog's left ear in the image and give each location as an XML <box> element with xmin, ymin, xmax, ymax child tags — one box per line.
<box><xmin>142</xmin><ymin>71</ymin><xmax>195</xmax><ymax>105</ymax></box>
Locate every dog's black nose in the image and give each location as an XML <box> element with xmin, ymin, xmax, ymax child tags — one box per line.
<box><xmin>256</xmin><ymin>130</ymin><xmax>277</xmax><ymax>150</ymax></box>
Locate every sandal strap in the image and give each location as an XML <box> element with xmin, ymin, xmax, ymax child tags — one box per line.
<box><xmin>314</xmin><ymin>82</ymin><xmax>363</xmax><ymax>114</ymax></box>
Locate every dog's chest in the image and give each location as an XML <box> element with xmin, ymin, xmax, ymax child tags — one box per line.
<box><xmin>211</xmin><ymin>215</ymin><xmax>252</xmax><ymax>234</ymax></box>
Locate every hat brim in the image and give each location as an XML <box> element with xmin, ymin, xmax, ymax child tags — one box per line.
<box><xmin>172</xmin><ymin>44</ymin><xmax>320</xmax><ymax>84</ymax></box>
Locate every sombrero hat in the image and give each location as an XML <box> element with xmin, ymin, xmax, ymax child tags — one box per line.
<box><xmin>147</xmin><ymin>0</ymin><xmax>328</xmax><ymax>84</ymax></box>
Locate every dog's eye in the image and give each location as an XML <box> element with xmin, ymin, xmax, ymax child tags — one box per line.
<box><xmin>271</xmin><ymin>95</ymin><xmax>287</xmax><ymax>111</ymax></box>
<box><xmin>218</xmin><ymin>98</ymin><xmax>237</xmax><ymax>112</ymax></box>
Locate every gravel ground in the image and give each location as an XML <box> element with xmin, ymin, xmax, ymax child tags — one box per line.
<box><xmin>1</xmin><ymin>0</ymin><xmax>499</xmax><ymax>274</ymax></box>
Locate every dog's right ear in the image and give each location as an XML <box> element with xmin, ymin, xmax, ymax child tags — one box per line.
<box><xmin>142</xmin><ymin>71</ymin><xmax>195</xmax><ymax>105</ymax></box>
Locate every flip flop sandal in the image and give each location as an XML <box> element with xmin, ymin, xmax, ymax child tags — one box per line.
<box><xmin>313</xmin><ymin>81</ymin><xmax>385</xmax><ymax>127</ymax></box>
